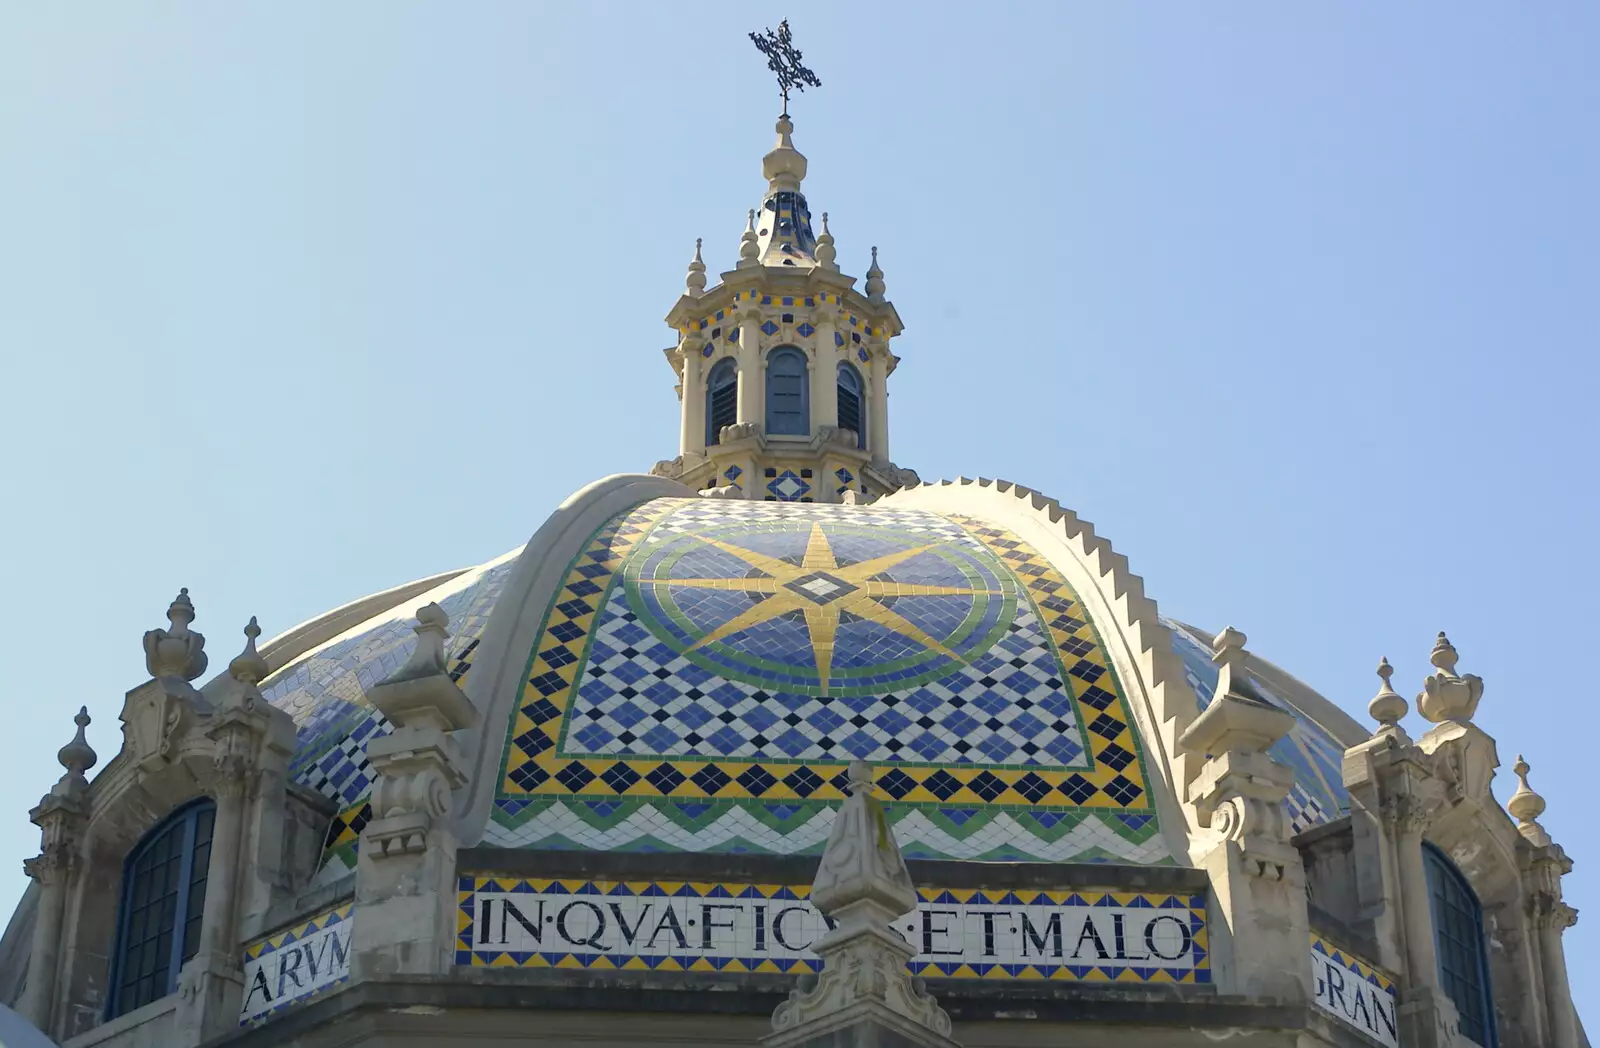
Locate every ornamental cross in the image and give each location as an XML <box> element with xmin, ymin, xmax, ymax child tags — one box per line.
<box><xmin>749</xmin><ymin>19</ymin><xmax>821</xmax><ymax>115</ymax></box>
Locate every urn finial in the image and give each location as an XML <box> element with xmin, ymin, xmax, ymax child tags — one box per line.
<box><xmin>142</xmin><ymin>588</ymin><xmax>208</xmax><ymax>681</ymax></box>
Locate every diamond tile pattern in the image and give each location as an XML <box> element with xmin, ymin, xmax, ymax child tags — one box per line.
<box><xmin>494</xmin><ymin>499</ymin><xmax>1166</xmax><ymax>863</ymax></box>
<box><xmin>766</xmin><ymin>470</ymin><xmax>811</xmax><ymax>502</ymax></box>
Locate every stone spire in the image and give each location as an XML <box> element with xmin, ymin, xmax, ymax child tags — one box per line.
<box><xmin>864</xmin><ymin>245</ymin><xmax>885</xmax><ymax>303</ymax></box>
<box><xmin>1416</xmin><ymin>631</ymin><xmax>1483</xmax><ymax>723</ymax></box>
<box><xmin>767</xmin><ymin>761</ymin><xmax>955</xmax><ymax>1048</ymax></box>
<box><xmin>1368</xmin><ymin>657</ymin><xmax>1410</xmax><ymax>742</ymax></box>
<box><xmin>814</xmin><ymin>212</ymin><xmax>838</xmax><ymax>271</ymax></box>
<box><xmin>685</xmin><ymin>238</ymin><xmax>707</xmax><ymax>298</ymax></box>
<box><xmin>749</xmin><ymin>116</ymin><xmax>820</xmax><ymax>268</ymax></box>
<box><xmin>737</xmin><ymin>209</ymin><xmax>760</xmax><ymax>269</ymax></box>
<box><xmin>142</xmin><ymin>587</ymin><xmax>208</xmax><ymax>682</ymax></box>
<box><xmin>1508</xmin><ymin>755</ymin><xmax>1552</xmax><ymax>847</ymax></box>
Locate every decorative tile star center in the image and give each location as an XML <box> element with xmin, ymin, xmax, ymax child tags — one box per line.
<box><xmin>785</xmin><ymin>571</ymin><xmax>858</xmax><ymax>606</ymax></box>
<box><xmin>642</xmin><ymin>522</ymin><xmax>1002</xmax><ymax>694</ymax></box>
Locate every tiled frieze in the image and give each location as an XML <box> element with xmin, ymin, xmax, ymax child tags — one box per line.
<box><xmin>491</xmin><ymin>498</ymin><xmax>1168</xmax><ymax>863</ymax></box>
<box><xmin>1310</xmin><ymin>931</ymin><xmax>1398</xmax><ymax>1047</ymax></box>
<box><xmin>456</xmin><ymin>876</ymin><xmax>1208</xmax><ymax>984</ymax></box>
<box><xmin>239</xmin><ymin>902</ymin><xmax>353</xmax><ymax>1025</ymax></box>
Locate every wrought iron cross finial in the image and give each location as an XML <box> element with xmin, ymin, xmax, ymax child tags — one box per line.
<box><xmin>749</xmin><ymin>19</ymin><xmax>821</xmax><ymax>116</ymax></box>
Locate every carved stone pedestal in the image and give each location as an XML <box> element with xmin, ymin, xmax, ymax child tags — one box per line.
<box><xmin>349</xmin><ymin>604</ymin><xmax>478</xmax><ymax>980</ymax></box>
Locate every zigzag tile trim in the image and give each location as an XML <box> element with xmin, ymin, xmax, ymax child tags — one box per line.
<box><xmin>1311</xmin><ymin>931</ymin><xmax>1399</xmax><ymax>1047</ymax></box>
<box><xmin>483</xmin><ymin>801</ymin><xmax>1170</xmax><ymax>864</ymax></box>
<box><xmin>239</xmin><ymin>902</ymin><xmax>352</xmax><ymax>1025</ymax></box>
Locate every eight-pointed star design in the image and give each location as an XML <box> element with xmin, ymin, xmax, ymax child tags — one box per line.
<box><xmin>641</xmin><ymin>522</ymin><xmax>1003</xmax><ymax>693</ymax></box>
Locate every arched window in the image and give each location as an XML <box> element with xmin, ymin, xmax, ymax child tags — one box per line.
<box><xmin>836</xmin><ymin>362</ymin><xmax>865</xmax><ymax>449</ymax></box>
<box><xmin>705</xmin><ymin>359</ymin><xmax>738</xmax><ymax>446</ymax></box>
<box><xmin>108</xmin><ymin>800</ymin><xmax>215</xmax><ymax>1018</ymax></box>
<box><xmin>765</xmin><ymin>347</ymin><xmax>809</xmax><ymax>436</ymax></box>
<box><xmin>1424</xmin><ymin>844</ymin><xmax>1497</xmax><ymax>1046</ymax></box>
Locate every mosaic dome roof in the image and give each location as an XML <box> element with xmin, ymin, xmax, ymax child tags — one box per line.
<box><xmin>487</xmin><ymin>497</ymin><xmax>1168</xmax><ymax>864</ymax></box>
<box><xmin>253</xmin><ymin>489</ymin><xmax>1366</xmax><ymax>887</ymax></box>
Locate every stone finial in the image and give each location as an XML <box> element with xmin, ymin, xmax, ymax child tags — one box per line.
<box><xmin>227</xmin><ymin>617</ymin><xmax>269</xmax><ymax>685</ymax></box>
<box><xmin>814</xmin><ymin>211</ymin><xmax>838</xmax><ymax>271</ymax></box>
<box><xmin>1429</xmin><ymin>632</ymin><xmax>1458</xmax><ymax>675</ymax></box>
<box><xmin>1368</xmin><ymin>657</ymin><xmax>1410</xmax><ymax>742</ymax></box>
<box><xmin>56</xmin><ymin>706</ymin><xmax>97</xmax><ymax>788</ymax></box>
<box><xmin>1416</xmin><ymin>631</ymin><xmax>1483</xmax><ymax>724</ymax></box>
<box><xmin>864</xmin><ymin>245</ymin><xmax>885</xmax><ymax>302</ymax></box>
<box><xmin>388</xmin><ymin>602</ymin><xmax>451</xmax><ymax>684</ymax></box>
<box><xmin>1211</xmin><ymin>625</ymin><xmax>1248</xmax><ymax>669</ymax></box>
<box><xmin>142</xmin><ymin>588</ymin><xmax>208</xmax><ymax>682</ymax></box>
<box><xmin>685</xmin><ymin>237</ymin><xmax>707</xmax><ymax>297</ymax></box>
<box><xmin>738</xmin><ymin>209</ymin><xmax>760</xmax><ymax>269</ymax></box>
<box><xmin>768</xmin><ymin>761</ymin><xmax>954</xmax><ymax>1046</ymax></box>
<box><xmin>1507</xmin><ymin>754</ymin><xmax>1552</xmax><ymax>846</ymax></box>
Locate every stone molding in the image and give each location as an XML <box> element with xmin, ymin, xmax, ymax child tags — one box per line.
<box><xmin>452</xmin><ymin>474</ymin><xmax>698</xmax><ymax>842</ymax></box>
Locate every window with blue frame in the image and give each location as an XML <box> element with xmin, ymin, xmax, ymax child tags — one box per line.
<box><xmin>108</xmin><ymin>800</ymin><xmax>215</xmax><ymax>1018</ymax></box>
<box><xmin>836</xmin><ymin>362</ymin><xmax>865</xmax><ymax>449</ymax></box>
<box><xmin>705</xmin><ymin>359</ymin><xmax>738</xmax><ymax>446</ymax></box>
<box><xmin>1424</xmin><ymin>844</ymin><xmax>1497</xmax><ymax>1046</ymax></box>
<box><xmin>765</xmin><ymin>347</ymin><xmax>808</xmax><ymax>436</ymax></box>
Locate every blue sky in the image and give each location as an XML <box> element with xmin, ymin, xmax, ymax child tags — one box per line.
<box><xmin>2</xmin><ymin>1</ymin><xmax>1595</xmax><ymax>998</ymax></box>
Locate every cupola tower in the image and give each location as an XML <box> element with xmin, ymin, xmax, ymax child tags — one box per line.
<box><xmin>652</xmin><ymin>115</ymin><xmax>919</xmax><ymax>503</ymax></box>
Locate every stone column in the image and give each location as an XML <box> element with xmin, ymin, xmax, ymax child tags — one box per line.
<box><xmin>867</xmin><ymin>345</ymin><xmax>889</xmax><ymax>463</ymax></box>
<box><xmin>1533</xmin><ymin>900</ymin><xmax>1580</xmax><ymax>1048</ymax></box>
<box><xmin>176</xmin><ymin>618</ymin><xmax>280</xmax><ymax>1046</ymax></box>
<box><xmin>766</xmin><ymin>762</ymin><xmax>958</xmax><ymax>1048</ymax></box>
<box><xmin>810</xmin><ymin>312</ymin><xmax>838</xmax><ymax>435</ymax></box>
<box><xmin>680</xmin><ymin>333</ymin><xmax>705</xmax><ymax>456</ymax></box>
<box><xmin>1175</xmin><ymin>628</ymin><xmax>1309</xmax><ymax>1002</ymax></box>
<box><xmin>351</xmin><ymin>603</ymin><xmax>478</xmax><ymax>978</ymax></box>
<box><xmin>19</xmin><ymin>707</ymin><xmax>95</xmax><ymax>1034</ymax></box>
<box><xmin>1389</xmin><ymin>797</ymin><xmax>1438</xmax><ymax>983</ymax></box>
<box><xmin>1369</xmin><ymin>741</ymin><xmax>1457</xmax><ymax>1047</ymax></box>
<box><xmin>1509</xmin><ymin>757</ymin><xmax>1581</xmax><ymax>1048</ymax></box>
<box><xmin>737</xmin><ymin>308</ymin><xmax>764</xmax><ymax>428</ymax></box>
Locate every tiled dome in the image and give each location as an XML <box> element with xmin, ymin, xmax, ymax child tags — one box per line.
<box><xmin>253</xmin><ymin>497</ymin><xmax>1364</xmax><ymax>888</ymax></box>
<box><xmin>486</xmin><ymin>497</ymin><xmax>1171</xmax><ymax>864</ymax></box>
